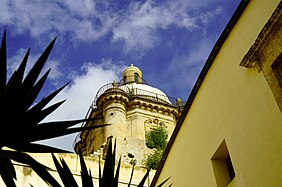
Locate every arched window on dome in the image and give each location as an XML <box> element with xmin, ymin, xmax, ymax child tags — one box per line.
<box><xmin>123</xmin><ymin>75</ymin><xmax>127</xmax><ymax>84</ymax></box>
<box><xmin>134</xmin><ymin>73</ymin><xmax>139</xmax><ymax>83</ymax></box>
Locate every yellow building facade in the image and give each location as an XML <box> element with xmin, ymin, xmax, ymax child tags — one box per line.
<box><xmin>152</xmin><ymin>0</ymin><xmax>282</xmax><ymax>186</ymax></box>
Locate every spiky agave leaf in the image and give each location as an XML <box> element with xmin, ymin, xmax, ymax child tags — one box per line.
<box><xmin>78</xmin><ymin>149</ymin><xmax>94</xmax><ymax>187</ymax></box>
<box><xmin>101</xmin><ymin>137</ymin><xmax>114</xmax><ymax>187</ymax></box>
<box><xmin>3</xmin><ymin>150</ymin><xmax>61</xmax><ymax>187</ymax></box>
<box><xmin>51</xmin><ymin>137</ymin><xmax>170</xmax><ymax>187</ymax></box>
<box><xmin>0</xmin><ymin>30</ymin><xmax>107</xmax><ymax>186</ymax></box>
<box><xmin>52</xmin><ymin>149</ymin><xmax>95</xmax><ymax>187</ymax></box>
<box><xmin>1</xmin><ymin>38</ymin><xmax>56</xmax><ymax>130</ymax></box>
<box><xmin>136</xmin><ymin>168</ymin><xmax>171</xmax><ymax>187</ymax></box>
<box><xmin>112</xmin><ymin>156</ymin><xmax>121</xmax><ymax>187</ymax></box>
<box><xmin>52</xmin><ymin>153</ymin><xmax>78</xmax><ymax>187</ymax></box>
<box><xmin>156</xmin><ymin>177</ymin><xmax>172</xmax><ymax>187</ymax></box>
<box><xmin>127</xmin><ymin>160</ymin><xmax>135</xmax><ymax>187</ymax></box>
<box><xmin>137</xmin><ymin>167</ymin><xmax>151</xmax><ymax>187</ymax></box>
<box><xmin>0</xmin><ymin>150</ymin><xmax>17</xmax><ymax>187</ymax></box>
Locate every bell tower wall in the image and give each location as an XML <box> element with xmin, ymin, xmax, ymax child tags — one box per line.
<box><xmin>103</xmin><ymin>101</ymin><xmax>127</xmax><ymax>141</ymax></box>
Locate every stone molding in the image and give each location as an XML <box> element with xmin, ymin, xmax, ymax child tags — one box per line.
<box><xmin>97</xmin><ymin>90</ymin><xmax>181</xmax><ymax>118</ymax></box>
<box><xmin>144</xmin><ymin>118</ymin><xmax>168</xmax><ymax>135</ymax></box>
<box><xmin>240</xmin><ymin>1</ymin><xmax>282</xmax><ymax>71</ymax></box>
<box><xmin>240</xmin><ymin>2</ymin><xmax>282</xmax><ymax>111</ymax></box>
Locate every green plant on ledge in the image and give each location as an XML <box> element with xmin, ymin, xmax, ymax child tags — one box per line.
<box><xmin>144</xmin><ymin>126</ymin><xmax>168</xmax><ymax>170</ymax></box>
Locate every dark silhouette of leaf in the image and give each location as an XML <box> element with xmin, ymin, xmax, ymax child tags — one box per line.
<box><xmin>137</xmin><ymin>167</ymin><xmax>151</xmax><ymax>187</ymax></box>
<box><xmin>23</xmin><ymin>123</ymin><xmax>110</xmax><ymax>144</ymax></box>
<box><xmin>5</xmin><ymin>49</ymin><xmax>29</xmax><ymax>115</ymax></box>
<box><xmin>26</xmin><ymin>83</ymin><xmax>68</xmax><ymax>116</ymax></box>
<box><xmin>79</xmin><ymin>149</ymin><xmax>93</xmax><ymax>187</ymax></box>
<box><xmin>23</xmin><ymin>68</ymin><xmax>51</xmax><ymax>113</ymax></box>
<box><xmin>8</xmin><ymin>143</ymin><xmax>71</xmax><ymax>153</ymax></box>
<box><xmin>128</xmin><ymin>162</ymin><xmax>135</xmax><ymax>187</ymax></box>
<box><xmin>52</xmin><ymin>154</ymin><xmax>66</xmax><ymax>187</ymax></box>
<box><xmin>6</xmin><ymin>48</ymin><xmax>29</xmax><ymax>89</ymax></box>
<box><xmin>22</xmin><ymin>37</ymin><xmax>56</xmax><ymax>92</ymax></box>
<box><xmin>4</xmin><ymin>150</ymin><xmax>61</xmax><ymax>187</ymax></box>
<box><xmin>101</xmin><ymin>137</ymin><xmax>114</xmax><ymax>187</ymax></box>
<box><xmin>52</xmin><ymin>153</ymin><xmax>78</xmax><ymax>187</ymax></box>
<box><xmin>155</xmin><ymin>177</ymin><xmax>171</xmax><ymax>187</ymax></box>
<box><xmin>60</xmin><ymin>157</ymin><xmax>79</xmax><ymax>187</ymax></box>
<box><xmin>0</xmin><ymin>151</ymin><xmax>16</xmax><ymax>187</ymax></box>
<box><xmin>112</xmin><ymin>156</ymin><xmax>121</xmax><ymax>187</ymax></box>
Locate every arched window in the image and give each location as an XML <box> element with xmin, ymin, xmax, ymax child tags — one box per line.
<box><xmin>134</xmin><ymin>73</ymin><xmax>139</xmax><ymax>82</ymax></box>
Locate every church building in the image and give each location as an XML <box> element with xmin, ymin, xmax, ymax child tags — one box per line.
<box><xmin>74</xmin><ymin>64</ymin><xmax>182</xmax><ymax>165</ymax></box>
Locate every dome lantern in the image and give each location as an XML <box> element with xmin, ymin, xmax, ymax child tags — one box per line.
<box><xmin>122</xmin><ymin>64</ymin><xmax>142</xmax><ymax>84</ymax></box>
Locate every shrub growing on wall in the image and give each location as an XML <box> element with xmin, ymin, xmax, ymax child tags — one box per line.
<box><xmin>144</xmin><ymin>126</ymin><xmax>168</xmax><ymax>169</ymax></box>
<box><xmin>145</xmin><ymin>126</ymin><xmax>168</xmax><ymax>150</ymax></box>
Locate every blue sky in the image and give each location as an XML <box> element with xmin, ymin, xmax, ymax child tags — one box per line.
<box><xmin>0</xmin><ymin>0</ymin><xmax>240</xmax><ymax>152</ymax></box>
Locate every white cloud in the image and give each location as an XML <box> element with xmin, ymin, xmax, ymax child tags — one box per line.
<box><xmin>61</xmin><ymin>0</ymin><xmax>96</xmax><ymax>17</ymax></box>
<box><xmin>0</xmin><ymin>0</ymin><xmax>115</xmax><ymax>41</ymax></box>
<box><xmin>45</xmin><ymin>60</ymin><xmax>124</xmax><ymax>121</ymax></box>
<box><xmin>7</xmin><ymin>48</ymin><xmax>63</xmax><ymax>81</ymax></box>
<box><xmin>38</xmin><ymin>59</ymin><xmax>125</xmax><ymax>152</ymax></box>
<box><xmin>111</xmin><ymin>0</ymin><xmax>223</xmax><ymax>54</ymax></box>
<box><xmin>0</xmin><ymin>1</ymin><xmax>12</xmax><ymax>24</ymax></box>
<box><xmin>0</xmin><ymin>0</ymin><xmax>223</xmax><ymax>53</ymax></box>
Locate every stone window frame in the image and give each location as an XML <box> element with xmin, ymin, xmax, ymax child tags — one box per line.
<box><xmin>240</xmin><ymin>2</ymin><xmax>282</xmax><ymax>111</ymax></box>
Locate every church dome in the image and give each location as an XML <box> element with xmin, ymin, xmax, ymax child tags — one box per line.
<box><xmin>92</xmin><ymin>64</ymin><xmax>174</xmax><ymax>108</ymax></box>
<box><xmin>120</xmin><ymin>64</ymin><xmax>171</xmax><ymax>104</ymax></box>
<box><xmin>120</xmin><ymin>83</ymin><xmax>172</xmax><ymax>104</ymax></box>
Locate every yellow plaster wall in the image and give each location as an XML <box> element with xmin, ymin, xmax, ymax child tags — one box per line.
<box><xmin>156</xmin><ymin>1</ymin><xmax>282</xmax><ymax>186</ymax></box>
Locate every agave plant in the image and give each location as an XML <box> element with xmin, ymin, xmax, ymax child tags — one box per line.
<box><xmin>52</xmin><ymin>138</ymin><xmax>171</xmax><ymax>187</ymax></box>
<box><xmin>52</xmin><ymin>138</ymin><xmax>121</xmax><ymax>187</ymax></box>
<box><xmin>0</xmin><ymin>30</ymin><xmax>108</xmax><ymax>186</ymax></box>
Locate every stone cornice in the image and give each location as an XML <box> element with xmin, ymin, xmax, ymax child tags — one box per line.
<box><xmin>128</xmin><ymin>97</ymin><xmax>181</xmax><ymax>117</ymax></box>
<box><xmin>240</xmin><ymin>1</ymin><xmax>282</xmax><ymax>71</ymax></box>
<box><xmin>96</xmin><ymin>89</ymin><xmax>181</xmax><ymax>118</ymax></box>
<box><xmin>96</xmin><ymin>91</ymin><xmax>129</xmax><ymax>110</ymax></box>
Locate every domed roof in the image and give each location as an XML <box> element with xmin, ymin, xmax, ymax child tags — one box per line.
<box><xmin>92</xmin><ymin>64</ymin><xmax>173</xmax><ymax>107</ymax></box>
<box><xmin>120</xmin><ymin>82</ymin><xmax>172</xmax><ymax>104</ymax></box>
<box><xmin>118</xmin><ymin>64</ymin><xmax>172</xmax><ymax>104</ymax></box>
